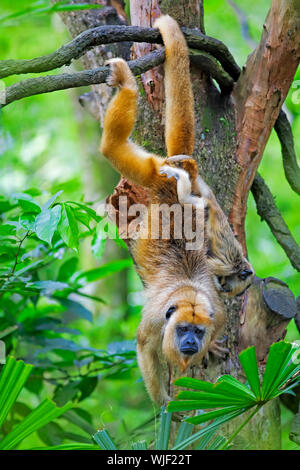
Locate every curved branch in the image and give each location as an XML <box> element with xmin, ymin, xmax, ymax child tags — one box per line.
<box><xmin>190</xmin><ymin>52</ymin><xmax>234</xmax><ymax>92</ymax></box>
<box><xmin>251</xmin><ymin>173</ymin><xmax>300</xmax><ymax>272</ymax></box>
<box><xmin>1</xmin><ymin>48</ymin><xmax>234</xmax><ymax>107</ymax></box>
<box><xmin>0</xmin><ymin>24</ymin><xmax>239</xmax><ymax>81</ymax></box>
<box><xmin>1</xmin><ymin>49</ymin><xmax>165</xmax><ymax>107</ymax></box>
<box><xmin>274</xmin><ymin>110</ymin><xmax>300</xmax><ymax>196</ymax></box>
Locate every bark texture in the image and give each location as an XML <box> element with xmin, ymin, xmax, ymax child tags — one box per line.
<box><xmin>53</xmin><ymin>0</ymin><xmax>299</xmax><ymax>450</ymax></box>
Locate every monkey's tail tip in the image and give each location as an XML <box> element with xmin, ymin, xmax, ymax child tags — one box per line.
<box><xmin>154</xmin><ymin>14</ymin><xmax>188</xmax><ymax>55</ymax></box>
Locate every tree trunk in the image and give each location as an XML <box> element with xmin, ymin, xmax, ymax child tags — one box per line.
<box><xmin>54</xmin><ymin>0</ymin><xmax>300</xmax><ymax>449</ymax></box>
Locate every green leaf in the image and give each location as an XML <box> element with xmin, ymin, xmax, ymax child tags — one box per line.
<box><xmin>0</xmin><ymin>399</ymin><xmax>72</xmax><ymax>450</ymax></box>
<box><xmin>57</xmin><ymin>257</ymin><xmax>78</xmax><ymax>281</ymax></box>
<box><xmin>58</xmin><ymin>203</ymin><xmax>79</xmax><ymax>250</ymax></box>
<box><xmin>93</xmin><ymin>430</ymin><xmax>118</xmax><ymax>450</ymax></box>
<box><xmin>176</xmin><ymin>391</ymin><xmax>252</xmax><ymax>408</ymax></box>
<box><xmin>174</xmin><ymin>421</ymin><xmax>194</xmax><ymax>448</ymax></box>
<box><xmin>35</xmin><ymin>205</ymin><xmax>61</xmax><ymax>245</ymax></box>
<box><xmin>261</xmin><ymin>342</ymin><xmax>294</xmax><ymax>400</ymax></box>
<box><xmin>29</xmin><ymin>444</ymin><xmax>99</xmax><ymax>450</ymax></box>
<box><xmin>63</xmin><ymin>409</ymin><xmax>95</xmax><ymax>436</ymax></box>
<box><xmin>238</xmin><ymin>346</ymin><xmax>261</xmax><ymax>399</ymax></box>
<box><xmin>13</xmin><ymin>193</ymin><xmax>41</xmax><ymax>214</ymax></box>
<box><xmin>57</xmin><ymin>297</ymin><xmax>93</xmax><ymax>322</ymax></box>
<box><xmin>173</xmin><ymin>376</ymin><xmax>215</xmax><ymax>392</ymax></box>
<box><xmin>155</xmin><ymin>407</ymin><xmax>172</xmax><ymax>450</ymax></box>
<box><xmin>0</xmin><ymin>356</ymin><xmax>33</xmax><ymax>427</ymax></box>
<box><xmin>41</xmin><ymin>191</ymin><xmax>63</xmax><ymax>211</ymax></box>
<box><xmin>75</xmin><ymin>259</ymin><xmax>133</xmax><ymax>284</ymax></box>
<box><xmin>66</xmin><ymin>201</ymin><xmax>101</xmax><ymax>222</ymax></box>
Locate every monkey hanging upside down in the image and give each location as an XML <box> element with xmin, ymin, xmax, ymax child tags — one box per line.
<box><xmin>100</xmin><ymin>15</ymin><xmax>254</xmax><ymax>405</ymax></box>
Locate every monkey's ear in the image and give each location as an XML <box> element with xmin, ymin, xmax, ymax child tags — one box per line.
<box><xmin>165</xmin><ymin>305</ymin><xmax>177</xmax><ymax>319</ymax></box>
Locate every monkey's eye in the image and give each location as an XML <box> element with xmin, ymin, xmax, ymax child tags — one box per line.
<box><xmin>165</xmin><ymin>305</ymin><xmax>176</xmax><ymax>319</ymax></box>
<box><xmin>194</xmin><ymin>327</ymin><xmax>205</xmax><ymax>337</ymax></box>
<box><xmin>178</xmin><ymin>326</ymin><xmax>188</xmax><ymax>334</ymax></box>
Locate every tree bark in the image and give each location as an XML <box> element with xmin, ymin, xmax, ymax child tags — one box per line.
<box><xmin>53</xmin><ymin>0</ymin><xmax>299</xmax><ymax>449</ymax></box>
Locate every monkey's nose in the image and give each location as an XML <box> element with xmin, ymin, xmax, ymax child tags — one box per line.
<box><xmin>239</xmin><ymin>269</ymin><xmax>253</xmax><ymax>281</ymax></box>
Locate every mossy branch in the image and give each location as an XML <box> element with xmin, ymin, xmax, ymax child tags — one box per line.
<box><xmin>251</xmin><ymin>173</ymin><xmax>300</xmax><ymax>272</ymax></box>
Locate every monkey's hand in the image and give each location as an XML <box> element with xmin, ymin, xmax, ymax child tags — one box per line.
<box><xmin>105</xmin><ymin>58</ymin><xmax>138</xmax><ymax>92</ymax></box>
<box><xmin>207</xmin><ymin>337</ymin><xmax>229</xmax><ymax>359</ymax></box>
<box><xmin>160</xmin><ymin>165</ymin><xmax>192</xmax><ymax>204</ymax></box>
<box><xmin>165</xmin><ymin>155</ymin><xmax>198</xmax><ymax>184</ymax></box>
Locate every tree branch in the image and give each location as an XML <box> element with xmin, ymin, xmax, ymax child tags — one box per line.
<box><xmin>274</xmin><ymin>110</ymin><xmax>300</xmax><ymax>196</ymax></box>
<box><xmin>251</xmin><ymin>173</ymin><xmax>300</xmax><ymax>272</ymax></box>
<box><xmin>0</xmin><ymin>24</ymin><xmax>239</xmax><ymax>80</ymax></box>
<box><xmin>230</xmin><ymin>0</ymin><xmax>300</xmax><ymax>248</ymax></box>
<box><xmin>1</xmin><ymin>47</ymin><xmax>236</xmax><ymax>107</ymax></box>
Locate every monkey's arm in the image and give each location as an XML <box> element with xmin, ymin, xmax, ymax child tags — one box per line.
<box><xmin>154</xmin><ymin>15</ymin><xmax>195</xmax><ymax>157</ymax></box>
<box><xmin>137</xmin><ymin>318</ymin><xmax>169</xmax><ymax>406</ymax></box>
<box><xmin>100</xmin><ymin>59</ymin><xmax>164</xmax><ymax>189</ymax></box>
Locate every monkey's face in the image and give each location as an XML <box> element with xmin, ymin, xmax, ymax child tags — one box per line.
<box><xmin>162</xmin><ymin>288</ymin><xmax>213</xmax><ymax>372</ymax></box>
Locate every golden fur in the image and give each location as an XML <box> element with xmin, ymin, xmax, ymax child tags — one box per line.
<box><xmin>100</xmin><ymin>15</ymin><xmax>253</xmax><ymax>405</ymax></box>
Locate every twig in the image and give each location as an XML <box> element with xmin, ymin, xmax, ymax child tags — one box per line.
<box><xmin>226</xmin><ymin>0</ymin><xmax>257</xmax><ymax>49</ymax></box>
<box><xmin>251</xmin><ymin>173</ymin><xmax>300</xmax><ymax>272</ymax></box>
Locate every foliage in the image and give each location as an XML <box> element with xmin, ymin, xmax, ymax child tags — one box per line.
<box><xmin>93</xmin><ymin>407</ymin><xmax>227</xmax><ymax>451</ymax></box>
<box><xmin>168</xmin><ymin>342</ymin><xmax>300</xmax><ymax>449</ymax></box>
<box><xmin>0</xmin><ymin>356</ymin><xmax>73</xmax><ymax>449</ymax></box>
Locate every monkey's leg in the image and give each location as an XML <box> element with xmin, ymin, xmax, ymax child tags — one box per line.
<box><xmin>100</xmin><ymin>58</ymin><xmax>164</xmax><ymax>188</ymax></box>
<box><xmin>154</xmin><ymin>16</ymin><xmax>195</xmax><ymax>157</ymax></box>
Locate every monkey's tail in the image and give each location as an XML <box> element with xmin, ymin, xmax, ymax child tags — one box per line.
<box><xmin>154</xmin><ymin>15</ymin><xmax>195</xmax><ymax>157</ymax></box>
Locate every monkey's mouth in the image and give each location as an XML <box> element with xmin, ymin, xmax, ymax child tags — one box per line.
<box><xmin>180</xmin><ymin>347</ymin><xmax>198</xmax><ymax>356</ymax></box>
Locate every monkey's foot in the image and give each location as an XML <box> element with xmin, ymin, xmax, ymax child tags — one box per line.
<box><xmin>105</xmin><ymin>58</ymin><xmax>137</xmax><ymax>92</ymax></box>
<box><xmin>207</xmin><ymin>337</ymin><xmax>229</xmax><ymax>359</ymax></box>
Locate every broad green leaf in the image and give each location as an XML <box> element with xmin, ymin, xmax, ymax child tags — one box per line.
<box><xmin>214</xmin><ymin>375</ymin><xmax>256</xmax><ymax>401</ymax></box>
<box><xmin>66</xmin><ymin>201</ymin><xmax>101</xmax><ymax>222</ymax></box>
<box><xmin>155</xmin><ymin>408</ymin><xmax>172</xmax><ymax>450</ymax></box>
<box><xmin>184</xmin><ymin>406</ymin><xmax>250</xmax><ymax>426</ymax></box>
<box><xmin>93</xmin><ymin>430</ymin><xmax>118</xmax><ymax>450</ymax></box>
<box><xmin>75</xmin><ymin>259</ymin><xmax>133</xmax><ymax>284</ymax></box>
<box><xmin>0</xmin><ymin>399</ymin><xmax>72</xmax><ymax>450</ymax></box>
<box><xmin>261</xmin><ymin>342</ymin><xmax>294</xmax><ymax>400</ymax></box>
<box><xmin>58</xmin><ymin>203</ymin><xmax>79</xmax><ymax>250</ymax></box>
<box><xmin>238</xmin><ymin>346</ymin><xmax>261</xmax><ymax>399</ymax></box>
<box><xmin>0</xmin><ymin>356</ymin><xmax>33</xmax><ymax>427</ymax></box>
<box><xmin>57</xmin><ymin>297</ymin><xmax>93</xmax><ymax>322</ymax></box>
<box><xmin>27</xmin><ymin>280</ymin><xmax>69</xmax><ymax>294</ymax></box>
<box><xmin>0</xmin><ymin>224</ymin><xmax>16</xmax><ymax>236</ymax></box>
<box><xmin>57</xmin><ymin>257</ymin><xmax>78</xmax><ymax>281</ymax></box>
<box><xmin>174</xmin><ymin>377</ymin><xmax>215</xmax><ymax>392</ymax></box>
<box><xmin>35</xmin><ymin>205</ymin><xmax>61</xmax><ymax>245</ymax></box>
<box><xmin>174</xmin><ymin>421</ymin><xmax>194</xmax><ymax>448</ymax></box>
<box><xmin>13</xmin><ymin>193</ymin><xmax>41</xmax><ymax>214</ymax></box>
<box><xmin>41</xmin><ymin>191</ymin><xmax>63</xmax><ymax>211</ymax></box>
<box><xmin>176</xmin><ymin>391</ymin><xmax>252</xmax><ymax>407</ymax></box>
